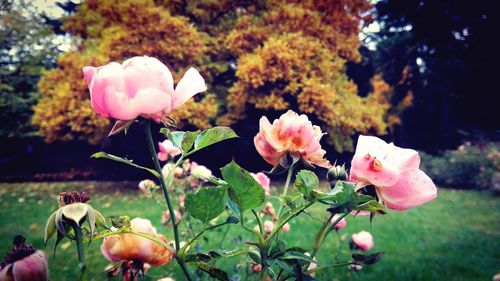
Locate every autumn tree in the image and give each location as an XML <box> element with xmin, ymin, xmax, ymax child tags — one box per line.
<box><xmin>33</xmin><ymin>0</ymin><xmax>409</xmax><ymax>151</ymax></box>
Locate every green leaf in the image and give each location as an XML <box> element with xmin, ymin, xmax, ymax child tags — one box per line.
<box><xmin>168</xmin><ymin>130</ymin><xmax>201</xmax><ymax>154</ymax></box>
<box><xmin>195</xmin><ymin>262</ymin><xmax>229</xmax><ymax>281</ymax></box>
<box><xmin>44</xmin><ymin>211</ymin><xmax>57</xmax><ymax>244</ymax></box>
<box><xmin>220</xmin><ymin>161</ymin><xmax>265</xmax><ymax>212</ymax></box>
<box><xmin>280</xmin><ymin>251</ymin><xmax>317</xmax><ymax>264</ymax></box>
<box><xmin>313</xmin><ymin>181</ymin><xmax>356</xmax><ymax>206</ymax></box>
<box><xmin>295</xmin><ymin>170</ymin><xmax>319</xmax><ymax>199</ymax></box>
<box><xmin>91</xmin><ymin>152</ymin><xmax>160</xmax><ymax>178</ymax></box>
<box><xmin>354</xmin><ymin>200</ymin><xmax>386</xmax><ymax>214</ymax></box>
<box><xmin>352</xmin><ymin>252</ymin><xmax>385</xmax><ymax>265</ymax></box>
<box><xmin>185</xmin><ymin>186</ymin><xmax>228</xmax><ymax>223</ymax></box>
<box><xmin>185</xmin><ymin>249</ymin><xmax>249</xmax><ymax>263</ymax></box>
<box><xmin>186</xmin><ymin>126</ymin><xmax>238</xmax><ymax>156</ymax></box>
<box><xmin>270</xmin><ymin>240</ymin><xmax>287</xmax><ymax>258</ymax></box>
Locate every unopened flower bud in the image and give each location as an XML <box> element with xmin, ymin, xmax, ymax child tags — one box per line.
<box><xmin>327</xmin><ymin>164</ymin><xmax>348</xmax><ymax>186</ymax></box>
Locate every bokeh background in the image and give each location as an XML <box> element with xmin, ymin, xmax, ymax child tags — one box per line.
<box><xmin>1</xmin><ymin>0</ymin><xmax>499</xmax><ymax>280</ymax></box>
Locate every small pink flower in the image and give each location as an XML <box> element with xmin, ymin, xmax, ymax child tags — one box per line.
<box><xmin>263</xmin><ymin>220</ymin><xmax>275</xmax><ymax>233</ymax></box>
<box><xmin>251</xmin><ymin>264</ymin><xmax>262</xmax><ymax>273</ymax></box>
<box><xmin>251</xmin><ymin>172</ymin><xmax>271</xmax><ymax>196</ymax></box>
<box><xmin>254</xmin><ymin>110</ymin><xmax>330</xmax><ymax>168</ymax></box>
<box><xmin>282</xmin><ymin>223</ymin><xmax>291</xmax><ymax>233</ymax></box>
<box><xmin>138</xmin><ymin>179</ymin><xmax>156</xmax><ymax>196</ymax></box>
<box><xmin>331</xmin><ymin>215</ymin><xmax>347</xmax><ymax>230</ymax></box>
<box><xmin>82</xmin><ymin>56</ymin><xmax>206</xmax><ymax>121</ymax></box>
<box><xmin>101</xmin><ymin>218</ymin><xmax>173</xmax><ymax>266</ymax></box>
<box><xmin>350</xmin><ymin>135</ymin><xmax>437</xmax><ymax>210</ymax></box>
<box><xmin>162</xmin><ymin>163</ymin><xmax>183</xmax><ymax>179</ymax></box>
<box><xmin>0</xmin><ymin>236</ymin><xmax>49</xmax><ymax>281</ymax></box>
<box><xmin>262</xmin><ymin>202</ymin><xmax>276</xmax><ymax>220</ymax></box>
<box><xmin>158</xmin><ymin>140</ymin><xmax>181</xmax><ymax>161</ymax></box>
<box><xmin>304</xmin><ymin>253</ymin><xmax>317</xmax><ymax>277</ymax></box>
<box><xmin>351</xmin><ymin>231</ymin><xmax>374</xmax><ymax>251</ymax></box>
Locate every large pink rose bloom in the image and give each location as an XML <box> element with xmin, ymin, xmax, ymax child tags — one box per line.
<box><xmin>82</xmin><ymin>56</ymin><xmax>206</xmax><ymax>121</ymax></box>
<box><xmin>254</xmin><ymin>110</ymin><xmax>330</xmax><ymax>168</ymax></box>
<box><xmin>350</xmin><ymin>135</ymin><xmax>437</xmax><ymax>210</ymax></box>
<box><xmin>100</xmin><ymin>218</ymin><xmax>173</xmax><ymax>266</ymax></box>
<box><xmin>352</xmin><ymin>231</ymin><xmax>374</xmax><ymax>251</ymax></box>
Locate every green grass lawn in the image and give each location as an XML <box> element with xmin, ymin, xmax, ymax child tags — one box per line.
<box><xmin>0</xmin><ymin>182</ymin><xmax>499</xmax><ymax>281</ymax></box>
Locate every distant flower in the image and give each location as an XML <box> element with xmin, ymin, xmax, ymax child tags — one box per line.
<box><xmin>190</xmin><ymin>164</ymin><xmax>212</xmax><ymax>180</ymax></box>
<box><xmin>350</xmin><ymin>135</ymin><xmax>437</xmax><ymax>210</ymax></box>
<box><xmin>304</xmin><ymin>253</ymin><xmax>317</xmax><ymax>277</ymax></box>
<box><xmin>161</xmin><ymin>210</ymin><xmax>182</xmax><ymax>227</ymax></box>
<box><xmin>282</xmin><ymin>223</ymin><xmax>291</xmax><ymax>233</ymax></box>
<box><xmin>251</xmin><ymin>264</ymin><xmax>262</xmax><ymax>273</ymax></box>
<box><xmin>101</xmin><ymin>218</ymin><xmax>173</xmax><ymax>266</ymax></box>
<box><xmin>252</xmin><ymin>172</ymin><xmax>271</xmax><ymax>196</ymax></box>
<box><xmin>158</xmin><ymin>140</ymin><xmax>181</xmax><ymax>161</ymax></box>
<box><xmin>157</xmin><ymin>278</ymin><xmax>175</xmax><ymax>281</ymax></box>
<box><xmin>138</xmin><ymin>179</ymin><xmax>156</xmax><ymax>196</ymax></box>
<box><xmin>331</xmin><ymin>215</ymin><xmax>347</xmax><ymax>231</ymax></box>
<box><xmin>263</xmin><ymin>221</ymin><xmax>275</xmax><ymax>233</ymax></box>
<box><xmin>347</xmin><ymin>264</ymin><xmax>363</xmax><ymax>271</ymax></box>
<box><xmin>351</xmin><ymin>231</ymin><xmax>374</xmax><ymax>251</ymax></box>
<box><xmin>0</xmin><ymin>236</ymin><xmax>49</xmax><ymax>281</ymax></box>
<box><xmin>162</xmin><ymin>163</ymin><xmax>183</xmax><ymax>179</ymax></box>
<box><xmin>254</xmin><ymin>110</ymin><xmax>330</xmax><ymax>168</ymax></box>
<box><xmin>262</xmin><ymin>202</ymin><xmax>276</xmax><ymax>220</ymax></box>
<box><xmin>82</xmin><ymin>56</ymin><xmax>206</xmax><ymax>122</ymax></box>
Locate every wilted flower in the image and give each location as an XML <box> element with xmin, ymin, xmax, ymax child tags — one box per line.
<box><xmin>82</xmin><ymin>56</ymin><xmax>206</xmax><ymax>122</ymax></box>
<box><xmin>138</xmin><ymin>179</ymin><xmax>157</xmax><ymax>196</ymax></box>
<box><xmin>0</xmin><ymin>236</ymin><xmax>49</xmax><ymax>281</ymax></box>
<box><xmin>351</xmin><ymin>231</ymin><xmax>374</xmax><ymax>251</ymax></box>
<box><xmin>254</xmin><ymin>110</ymin><xmax>330</xmax><ymax>168</ymax></box>
<box><xmin>45</xmin><ymin>191</ymin><xmax>106</xmax><ymax>242</ymax></box>
<box><xmin>331</xmin><ymin>215</ymin><xmax>347</xmax><ymax>231</ymax></box>
<box><xmin>158</xmin><ymin>140</ymin><xmax>181</xmax><ymax>161</ymax></box>
<box><xmin>162</xmin><ymin>163</ymin><xmax>183</xmax><ymax>179</ymax></box>
<box><xmin>101</xmin><ymin>218</ymin><xmax>173</xmax><ymax>266</ymax></box>
<box><xmin>161</xmin><ymin>210</ymin><xmax>182</xmax><ymax>227</ymax></box>
<box><xmin>252</xmin><ymin>172</ymin><xmax>271</xmax><ymax>196</ymax></box>
<box><xmin>350</xmin><ymin>135</ymin><xmax>437</xmax><ymax>210</ymax></box>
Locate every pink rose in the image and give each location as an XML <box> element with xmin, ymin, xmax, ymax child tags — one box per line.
<box><xmin>251</xmin><ymin>172</ymin><xmax>271</xmax><ymax>196</ymax></box>
<box><xmin>254</xmin><ymin>110</ymin><xmax>330</xmax><ymax>168</ymax></box>
<box><xmin>82</xmin><ymin>56</ymin><xmax>206</xmax><ymax>121</ymax></box>
<box><xmin>0</xmin><ymin>236</ymin><xmax>49</xmax><ymax>281</ymax></box>
<box><xmin>351</xmin><ymin>231</ymin><xmax>374</xmax><ymax>251</ymax></box>
<box><xmin>101</xmin><ymin>218</ymin><xmax>173</xmax><ymax>266</ymax></box>
<box><xmin>158</xmin><ymin>140</ymin><xmax>181</xmax><ymax>161</ymax></box>
<box><xmin>350</xmin><ymin>135</ymin><xmax>437</xmax><ymax>210</ymax></box>
<box><xmin>331</xmin><ymin>215</ymin><xmax>347</xmax><ymax>230</ymax></box>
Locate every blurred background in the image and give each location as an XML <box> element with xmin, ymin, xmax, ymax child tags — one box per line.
<box><xmin>0</xmin><ymin>0</ymin><xmax>499</xmax><ymax>280</ymax></box>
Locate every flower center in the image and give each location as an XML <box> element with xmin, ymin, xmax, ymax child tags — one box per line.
<box><xmin>58</xmin><ymin>191</ymin><xmax>90</xmax><ymax>207</ymax></box>
<box><xmin>370</xmin><ymin>158</ymin><xmax>383</xmax><ymax>172</ymax></box>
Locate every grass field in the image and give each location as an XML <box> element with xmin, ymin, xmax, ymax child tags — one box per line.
<box><xmin>0</xmin><ymin>182</ymin><xmax>499</xmax><ymax>281</ymax></box>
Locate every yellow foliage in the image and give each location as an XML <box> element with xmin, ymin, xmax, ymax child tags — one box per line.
<box><xmin>33</xmin><ymin>0</ymin><xmax>408</xmax><ymax>151</ymax></box>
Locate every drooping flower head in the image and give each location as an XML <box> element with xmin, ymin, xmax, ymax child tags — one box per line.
<box><xmin>254</xmin><ymin>110</ymin><xmax>330</xmax><ymax>168</ymax></box>
<box><xmin>350</xmin><ymin>135</ymin><xmax>437</xmax><ymax>210</ymax></box>
<box><xmin>351</xmin><ymin>231</ymin><xmax>374</xmax><ymax>251</ymax></box>
<box><xmin>158</xmin><ymin>140</ymin><xmax>181</xmax><ymax>161</ymax></box>
<box><xmin>0</xmin><ymin>236</ymin><xmax>49</xmax><ymax>281</ymax></box>
<box><xmin>82</xmin><ymin>56</ymin><xmax>206</xmax><ymax>122</ymax></box>
<box><xmin>101</xmin><ymin>218</ymin><xmax>173</xmax><ymax>266</ymax></box>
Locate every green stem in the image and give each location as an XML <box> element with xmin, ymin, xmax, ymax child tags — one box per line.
<box><xmin>252</xmin><ymin>209</ymin><xmax>264</xmax><ymax>234</ymax></box>
<box><xmin>276</xmin><ymin>166</ymin><xmax>295</xmax><ymax>219</ymax></box>
<box><xmin>264</xmin><ymin>201</ymin><xmax>314</xmax><ymax>245</ymax></box>
<box><xmin>310</xmin><ymin>213</ymin><xmax>349</xmax><ymax>260</ymax></box>
<box><xmin>74</xmin><ymin>226</ymin><xmax>88</xmax><ymax>281</ymax></box>
<box><xmin>144</xmin><ymin>121</ymin><xmax>192</xmax><ymax>281</ymax></box>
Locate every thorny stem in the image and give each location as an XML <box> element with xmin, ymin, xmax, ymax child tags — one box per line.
<box><xmin>144</xmin><ymin>121</ymin><xmax>192</xmax><ymax>281</ymax></box>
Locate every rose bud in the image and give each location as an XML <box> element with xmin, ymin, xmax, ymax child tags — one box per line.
<box><xmin>282</xmin><ymin>223</ymin><xmax>291</xmax><ymax>233</ymax></box>
<box><xmin>251</xmin><ymin>263</ymin><xmax>262</xmax><ymax>273</ymax></box>
<box><xmin>0</xmin><ymin>236</ymin><xmax>49</xmax><ymax>281</ymax></box>
<box><xmin>350</xmin><ymin>135</ymin><xmax>437</xmax><ymax>210</ymax></box>
<box><xmin>251</xmin><ymin>172</ymin><xmax>271</xmax><ymax>196</ymax></box>
<box><xmin>157</xmin><ymin>140</ymin><xmax>181</xmax><ymax>162</ymax></box>
<box><xmin>331</xmin><ymin>214</ymin><xmax>347</xmax><ymax>231</ymax></box>
<box><xmin>327</xmin><ymin>164</ymin><xmax>348</xmax><ymax>187</ymax></box>
<box><xmin>101</xmin><ymin>218</ymin><xmax>174</xmax><ymax>266</ymax></box>
<box><xmin>254</xmin><ymin>110</ymin><xmax>330</xmax><ymax>168</ymax></box>
<box><xmin>82</xmin><ymin>56</ymin><xmax>206</xmax><ymax>122</ymax></box>
<box><xmin>263</xmin><ymin>221</ymin><xmax>275</xmax><ymax>233</ymax></box>
<box><xmin>262</xmin><ymin>202</ymin><xmax>276</xmax><ymax>220</ymax></box>
<box><xmin>351</xmin><ymin>231</ymin><xmax>374</xmax><ymax>251</ymax></box>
